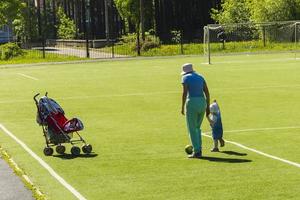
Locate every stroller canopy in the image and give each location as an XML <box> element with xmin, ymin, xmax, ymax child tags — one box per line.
<box><xmin>37</xmin><ymin>96</ymin><xmax>64</xmax><ymax>124</ymax></box>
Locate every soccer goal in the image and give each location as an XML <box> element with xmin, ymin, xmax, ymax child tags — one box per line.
<box><xmin>203</xmin><ymin>21</ymin><xmax>300</xmax><ymax>64</ymax></box>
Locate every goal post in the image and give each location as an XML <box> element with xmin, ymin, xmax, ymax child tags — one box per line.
<box><xmin>203</xmin><ymin>21</ymin><xmax>300</xmax><ymax>64</ymax></box>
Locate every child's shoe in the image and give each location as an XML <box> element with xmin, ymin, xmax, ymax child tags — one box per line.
<box><xmin>219</xmin><ymin>139</ymin><xmax>225</xmax><ymax>147</ymax></box>
<box><xmin>211</xmin><ymin>148</ymin><xmax>219</xmax><ymax>152</ymax></box>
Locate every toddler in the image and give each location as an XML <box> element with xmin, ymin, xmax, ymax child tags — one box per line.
<box><xmin>208</xmin><ymin>100</ymin><xmax>225</xmax><ymax>152</ymax></box>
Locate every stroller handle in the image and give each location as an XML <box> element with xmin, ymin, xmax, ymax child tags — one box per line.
<box><xmin>33</xmin><ymin>93</ymin><xmax>40</xmax><ymax>104</ymax></box>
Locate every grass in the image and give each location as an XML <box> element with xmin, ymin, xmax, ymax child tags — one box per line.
<box><xmin>101</xmin><ymin>40</ymin><xmax>300</xmax><ymax>57</ymax></box>
<box><xmin>0</xmin><ymin>50</ymin><xmax>84</xmax><ymax>65</ymax></box>
<box><xmin>0</xmin><ymin>53</ymin><xmax>299</xmax><ymax>199</ymax></box>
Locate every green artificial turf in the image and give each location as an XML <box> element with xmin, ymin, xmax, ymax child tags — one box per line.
<box><xmin>0</xmin><ymin>53</ymin><xmax>299</xmax><ymax>200</ymax></box>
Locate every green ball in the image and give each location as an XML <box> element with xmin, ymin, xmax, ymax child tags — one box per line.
<box><xmin>185</xmin><ymin>145</ymin><xmax>193</xmax><ymax>155</ymax></box>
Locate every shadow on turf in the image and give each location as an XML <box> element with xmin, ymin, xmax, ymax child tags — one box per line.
<box><xmin>220</xmin><ymin>151</ymin><xmax>247</xmax><ymax>156</ymax></box>
<box><xmin>200</xmin><ymin>156</ymin><xmax>251</xmax><ymax>163</ymax></box>
<box><xmin>53</xmin><ymin>153</ymin><xmax>98</xmax><ymax>160</ymax></box>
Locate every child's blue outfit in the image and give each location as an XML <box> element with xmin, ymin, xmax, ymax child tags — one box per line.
<box><xmin>211</xmin><ymin>111</ymin><xmax>223</xmax><ymax>140</ymax></box>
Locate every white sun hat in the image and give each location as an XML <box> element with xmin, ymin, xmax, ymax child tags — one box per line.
<box><xmin>181</xmin><ymin>63</ymin><xmax>194</xmax><ymax>75</ymax></box>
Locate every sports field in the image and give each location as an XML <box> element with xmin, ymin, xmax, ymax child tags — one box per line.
<box><xmin>0</xmin><ymin>53</ymin><xmax>299</xmax><ymax>200</ymax></box>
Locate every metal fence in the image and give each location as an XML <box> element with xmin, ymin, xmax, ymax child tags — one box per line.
<box><xmin>13</xmin><ymin>31</ymin><xmax>204</xmax><ymax>61</ymax></box>
<box><xmin>204</xmin><ymin>21</ymin><xmax>300</xmax><ymax>64</ymax></box>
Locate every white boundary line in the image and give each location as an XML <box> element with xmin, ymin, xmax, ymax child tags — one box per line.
<box><xmin>202</xmin><ymin>127</ymin><xmax>300</xmax><ymax>168</ymax></box>
<box><xmin>1</xmin><ymin>83</ymin><xmax>300</xmax><ymax>104</ymax></box>
<box><xmin>201</xmin><ymin>56</ymin><xmax>300</xmax><ymax>65</ymax></box>
<box><xmin>224</xmin><ymin>126</ymin><xmax>300</xmax><ymax>133</ymax></box>
<box><xmin>0</xmin><ymin>124</ymin><xmax>87</xmax><ymax>200</ymax></box>
<box><xmin>17</xmin><ymin>73</ymin><xmax>39</xmax><ymax>81</ymax></box>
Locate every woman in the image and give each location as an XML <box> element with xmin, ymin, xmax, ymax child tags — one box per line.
<box><xmin>181</xmin><ymin>63</ymin><xmax>210</xmax><ymax>158</ymax></box>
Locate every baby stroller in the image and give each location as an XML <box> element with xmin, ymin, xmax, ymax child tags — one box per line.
<box><xmin>34</xmin><ymin>93</ymin><xmax>92</xmax><ymax>156</ymax></box>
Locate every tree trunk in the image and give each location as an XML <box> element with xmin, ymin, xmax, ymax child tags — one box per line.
<box><xmin>140</xmin><ymin>0</ymin><xmax>145</xmax><ymax>41</ymax></box>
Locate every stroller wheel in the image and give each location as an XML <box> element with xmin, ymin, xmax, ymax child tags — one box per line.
<box><xmin>56</xmin><ymin>145</ymin><xmax>66</xmax><ymax>154</ymax></box>
<box><xmin>71</xmin><ymin>146</ymin><xmax>81</xmax><ymax>156</ymax></box>
<box><xmin>43</xmin><ymin>147</ymin><xmax>53</xmax><ymax>156</ymax></box>
<box><xmin>82</xmin><ymin>144</ymin><xmax>92</xmax><ymax>154</ymax></box>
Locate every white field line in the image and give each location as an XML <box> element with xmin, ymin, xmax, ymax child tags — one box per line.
<box><xmin>60</xmin><ymin>84</ymin><xmax>300</xmax><ymax>100</ymax></box>
<box><xmin>216</xmin><ymin>84</ymin><xmax>300</xmax><ymax>91</ymax></box>
<box><xmin>1</xmin><ymin>84</ymin><xmax>300</xmax><ymax>105</ymax></box>
<box><xmin>202</xmin><ymin>127</ymin><xmax>300</xmax><ymax>168</ymax></box>
<box><xmin>17</xmin><ymin>73</ymin><xmax>39</xmax><ymax>81</ymax></box>
<box><xmin>0</xmin><ymin>124</ymin><xmax>87</xmax><ymax>200</ymax></box>
<box><xmin>223</xmin><ymin>126</ymin><xmax>300</xmax><ymax>133</ymax></box>
<box><xmin>201</xmin><ymin>57</ymin><xmax>300</xmax><ymax>65</ymax></box>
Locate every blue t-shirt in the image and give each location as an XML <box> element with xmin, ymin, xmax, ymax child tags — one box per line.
<box><xmin>181</xmin><ymin>72</ymin><xmax>205</xmax><ymax>97</ymax></box>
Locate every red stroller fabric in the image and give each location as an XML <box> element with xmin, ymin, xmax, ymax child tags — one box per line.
<box><xmin>46</xmin><ymin>113</ymin><xmax>83</xmax><ymax>134</ymax></box>
<box><xmin>46</xmin><ymin>113</ymin><xmax>68</xmax><ymax>134</ymax></box>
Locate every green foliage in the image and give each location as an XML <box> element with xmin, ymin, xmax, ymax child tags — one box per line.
<box><xmin>115</xmin><ymin>0</ymin><xmax>140</xmax><ymax>26</ymax></box>
<box><xmin>211</xmin><ymin>0</ymin><xmax>251</xmax><ymax>24</ymax></box>
<box><xmin>249</xmin><ymin>0</ymin><xmax>300</xmax><ymax>22</ymax></box>
<box><xmin>56</xmin><ymin>7</ymin><xmax>76</xmax><ymax>39</ymax></box>
<box><xmin>171</xmin><ymin>30</ymin><xmax>182</xmax><ymax>44</ymax></box>
<box><xmin>141</xmin><ymin>41</ymin><xmax>160</xmax><ymax>51</ymax></box>
<box><xmin>212</xmin><ymin>0</ymin><xmax>300</xmax><ymax>24</ymax></box>
<box><xmin>0</xmin><ymin>43</ymin><xmax>24</xmax><ymax>60</ymax></box>
<box><xmin>117</xmin><ymin>33</ymin><xmax>160</xmax><ymax>52</ymax></box>
<box><xmin>0</xmin><ymin>49</ymin><xmax>84</xmax><ymax>65</ymax></box>
<box><xmin>119</xmin><ymin>33</ymin><xmax>137</xmax><ymax>43</ymax></box>
<box><xmin>0</xmin><ymin>0</ymin><xmax>25</xmax><ymax>26</ymax></box>
<box><xmin>114</xmin><ymin>0</ymin><xmax>154</xmax><ymax>31</ymax></box>
<box><xmin>13</xmin><ymin>8</ymin><xmax>39</xmax><ymax>43</ymax></box>
<box><xmin>141</xmin><ymin>33</ymin><xmax>160</xmax><ymax>50</ymax></box>
<box><xmin>1</xmin><ymin>1</ymin><xmax>38</xmax><ymax>43</ymax></box>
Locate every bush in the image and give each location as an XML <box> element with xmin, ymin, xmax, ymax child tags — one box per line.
<box><xmin>141</xmin><ymin>40</ymin><xmax>160</xmax><ymax>51</ymax></box>
<box><xmin>56</xmin><ymin>7</ymin><xmax>77</xmax><ymax>39</ymax></box>
<box><xmin>0</xmin><ymin>43</ymin><xmax>24</xmax><ymax>60</ymax></box>
<box><xmin>119</xmin><ymin>33</ymin><xmax>137</xmax><ymax>43</ymax></box>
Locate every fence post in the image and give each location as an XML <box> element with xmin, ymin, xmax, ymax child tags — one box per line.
<box><xmin>295</xmin><ymin>22</ymin><xmax>298</xmax><ymax>48</ymax></box>
<box><xmin>180</xmin><ymin>30</ymin><xmax>184</xmax><ymax>55</ymax></box>
<box><xmin>82</xmin><ymin>0</ymin><xmax>90</xmax><ymax>58</ymax></box>
<box><xmin>42</xmin><ymin>38</ymin><xmax>46</xmax><ymax>59</ymax></box>
<box><xmin>42</xmin><ymin>0</ymin><xmax>47</xmax><ymax>58</ymax></box>
<box><xmin>207</xmin><ymin>26</ymin><xmax>211</xmax><ymax>64</ymax></box>
<box><xmin>263</xmin><ymin>26</ymin><xmax>266</xmax><ymax>47</ymax></box>
<box><xmin>295</xmin><ymin>22</ymin><xmax>298</xmax><ymax>59</ymax></box>
<box><xmin>86</xmin><ymin>39</ymin><xmax>90</xmax><ymax>58</ymax></box>
<box><xmin>137</xmin><ymin>30</ymin><xmax>141</xmax><ymax>56</ymax></box>
<box><xmin>112</xmin><ymin>40</ymin><xmax>115</xmax><ymax>58</ymax></box>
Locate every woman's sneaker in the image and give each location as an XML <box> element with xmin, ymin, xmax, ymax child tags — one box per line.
<box><xmin>188</xmin><ymin>151</ymin><xmax>202</xmax><ymax>159</ymax></box>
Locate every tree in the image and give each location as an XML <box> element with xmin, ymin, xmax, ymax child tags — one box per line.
<box><xmin>212</xmin><ymin>0</ymin><xmax>300</xmax><ymax>24</ymax></box>
<box><xmin>114</xmin><ymin>0</ymin><xmax>154</xmax><ymax>35</ymax></box>
<box><xmin>249</xmin><ymin>0</ymin><xmax>300</xmax><ymax>22</ymax></box>
<box><xmin>211</xmin><ymin>0</ymin><xmax>251</xmax><ymax>24</ymax></box>
<box><xmin>0</xmin><ymin>0</ymin><xmax>25</xmax><ymax>26</ymax></box>
<box><xmin>114</xmin><ymin>0</ymin><xmax>140</xmax><ymax>30</ymax></box>
<box><xmin>56</xmin><ymin>7</ymin><xmax>77</xmax><ymax>39</ymax></box>
<box><xmin>1</xmin><ymin>0</ymin><xmax>39</xmax><ymax>44</ymax></box>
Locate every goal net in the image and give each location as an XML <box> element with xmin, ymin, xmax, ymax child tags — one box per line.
<box><xmin>203</xmin><ymin>21</ymin><xmax>300</xmax><ymax>64</ymax></box>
